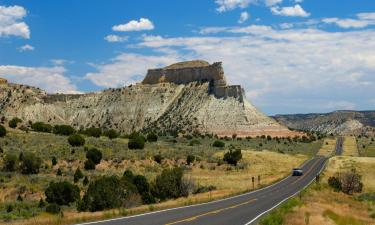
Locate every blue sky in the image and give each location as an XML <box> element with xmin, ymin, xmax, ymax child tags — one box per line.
<box><xmin>1</xmin><ymin>0</ymin><xmax>375</xmax><ymax>115</ymax></box>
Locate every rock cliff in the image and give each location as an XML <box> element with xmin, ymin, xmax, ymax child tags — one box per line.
<box><xmin>0</xmin><ymin>61</ymin><xmax>297</xmax><ymax>137</ymax></box>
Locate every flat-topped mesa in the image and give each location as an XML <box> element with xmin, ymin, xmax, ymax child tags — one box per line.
<box><xmin>142</xmin><ymin>60</ymin><xmax>244</xmax><ymax>101</ymax></box>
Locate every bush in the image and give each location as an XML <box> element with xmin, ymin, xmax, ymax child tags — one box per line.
<box><xmin>193</xmin><ymin>185</ymin><xmax>216</xmax><ymax>194</ymax></box>
<box><xmin>8</xmin><ymin>117</ymin><xmax>22</xmax><ymax>128</ymax></box>
<box><xmin>74</xmin><ymin>168</ymin><xmax>84</xmax><ymax>183</ymax></box>
<box><xmin>146</xmin><ymin>132</ymin><xmax>158</xmax><ymax>142</ymax></box>
<box><xmin>328</xmin><ymin>176</ymin><xmax>342</xmax><ymax>191</ymax></box>
<box><xmin>212</xmin><ymin>140</ymin><xmax>225</xmax><ymax>148</ymax></box>
<box><xmin>53</xmin><ymin>125</ymin><xmax>75</xmax><ymax>136</ymax></box>
<box><xmin>223</xmin><ymin>148</ymin><xmax>242</xmax><ymax>166</ymax></box>
<box><xmin>45</xmin><ymin>181</ymin><xmax>80</xmax><ymax>205</ymax></box>
<box><xmin>78</xmin><ymin>176</ymin><xmax>138</xmax><ymax>212</ymax></box>
<box><xmin>31</xmin><ymin>122</ymin><xmax>52</xmax><ymax>133</ymax></box>
<box><xmin>186</xmin><ymin>155</ymin><xmax>195</xmax><ymax>165</ymax></box>
<box><xmin>83</xmin><ymin>176</ymin><xmax>89</xmax><ymax>186</ymax></box>
<box><xmin>153</xmin><ymin>168</ymin><xmax>187</xmax><ymax>200</ymax></box>
<box><xmin>3</xmin><ymin>154</ymin><xmax>17</xmax><ymax>171</ymax></box>
<box><xmin>86</xmin><ymin>148</ymin><xmax>102</xmax><ymax>165</ymax></box>
<box><xmin>153</xmin><ymin>154</ymin><xmax>163</xmax><ymax>164</ymax></box>
<box><xmin>56</xmin><ymin>168</ymin><xmax>62</xmax><ymax>176</ymax></box>
<box><xmin>133</xmin><ymin>175</ymin><xmax>155</xmax><ymax>204</ymax></box>
<box><xmin>0</xmin><ymin>124</ymin><xmax>6</xmax><ymax>137</ymax></box>
<box><xmin>68</xmin><ymin>134</ymin><xmax>85</xmax><ymax>147</ymax></box>
<box><xmin>51</xmin><ymin>156</ymin><xmax>57</xmax><ymax>166</ymax></box>
<box><xmin>20</xmin><ymin>152</ymin><xmax>42</xmax><ymax>174</ymax></box>
<box><xmin>84</xmin><ymin>159</ymin><xmax>96</xmax><ymax>170</ymax></box>
<box><xmin>103</xmin><ymin>129</ymin><xmax>119</xmax><ymax>139</ymax></box>
<box><xmin>123</xmin><ymin>170</ymin><xmax>134</xmax><ymax>182</ymax></box>
<box><xmin>83</xmin><ymin>127</ymin><xmax>102</xmax><ymax>137</ymax></box>
<box><xmin>45</xmin><ymin>203</ymin><xmax>61</xmax><ymax>214</ymax></box>
<box><xmin>128</xmin><ymin>136</ymin><xmax>145</xmax><ymax>149</ymax></box>
<box><xmin>189</xmin><ymin>139</ymin><xmax>201</xmax><ymax>146</ymax></box>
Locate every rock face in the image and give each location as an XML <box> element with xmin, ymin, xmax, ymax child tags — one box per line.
<box><xmin>274</xmin><ymin>110</ymin><xmax>375</xmax><ymax>135</ymax></box>
<box><xmin>0</xmin><ymin>61</ymin><xmax>297</xmax><ymax>137</ymax></box>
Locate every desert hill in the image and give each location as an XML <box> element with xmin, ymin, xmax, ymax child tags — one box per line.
<box><xmin>0</xmin><ymin>60</ymin><xmax>297</xmax><ymax>137</ymax></box>
<box><xmin>274</xmin><ymin>110</ymin><xmax>375</xmax><ymax>135</ymax></box>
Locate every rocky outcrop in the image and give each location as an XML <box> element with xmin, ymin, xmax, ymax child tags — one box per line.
<box><xmin>0</xmin><ymin>62</ymin><xmax>298</xmax><ymax>137</ymax></box>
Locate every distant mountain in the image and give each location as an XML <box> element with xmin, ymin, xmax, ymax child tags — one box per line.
<box><xmin>273</xmin><ymin>110</ymin><xmax>375</xmax><ymax>135</ymax></box>
<box><xmin>0</xmin><ymin>60</ymin><xmax>298</xmax><ymax>137</ymax></box>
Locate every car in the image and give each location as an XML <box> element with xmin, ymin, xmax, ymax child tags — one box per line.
<box><xmin>292</xmin><ymin>168</ymin><xmax>303</xmax><ymax>176</ymax></box>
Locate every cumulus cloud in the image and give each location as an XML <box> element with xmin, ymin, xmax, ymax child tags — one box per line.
<box><xmin>264</xmin><ymin>0</ymin><xmax>283</xmax><ymax>7</ymax></box>
<box><xmin>271</xmin><ymin>4</ymin><xmax>310</xmax><ymax>17</ymax></box>
<box><xmin>0</xmin><ymin>65</ymin><xmax>79</xmax><ymax>93</ymax></box>
<box><xmin>17</xmin><ymin>44</ymin><xmax>34</xmax><ymax>52</ymax></box>
<box><xmin>215</xmin><ymin>0</ymin><xmax>252</xmax><ymax>12</ymax></box>
<box><xmin>238</xmin><ymin>11</ymin><xmax>249</xmax><ymax>23</ymax></box>
<box><xmin>0</xmin><ymin>5</ymin><xmax>30</xmax><ymax>38</ymax></box>
<box><xmin>104</xmin><ymin>34</ymin><xmax>128</xmax><ymax>42</ymax></box>
<box><xmin>322</xmin><ymin>12</ymin><xmax>375</xmax><ymax>28</ymax></box>
<box><xmin>85</xmin><ymin>53</ymin><xmax>184</xmax><ymax>88</ymax></box>
<box><xmin>112</xmin><ymin>18</ymin><xmax>154</xmax><ymax>32</ymax></box>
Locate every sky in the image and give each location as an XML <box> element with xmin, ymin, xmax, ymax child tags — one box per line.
<box><xmin>0</xmin><ymin>0</ymin><xmax>375</xmax><ymax>115</ymax></box>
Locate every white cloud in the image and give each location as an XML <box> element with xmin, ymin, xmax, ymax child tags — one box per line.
<box><xmin>215</xmin><ymin>0</ymin><xmax>252</xmax><ymax>12</ymax></box>
<box><xmin>322</xmin><ymin>12</ymin><xmax>375</xmax><ymax>29</ymax></box>
<box><xmin>85</xmin><ymin>53</ymin><xmax>184</xmax><ymax>88</ymax></box>
<box><xmin>294</xmin><ymin>0</ymin><xmax>303</xmax><ymax>3</ymax></box>
<box><xmin>271</xmin><ymin>4</ymin><xmax>310</xmax><ymax>17</ymax></box>
<box><xmin>104</xmin><ymin>34</ymin><xmax>128</xmax><ymax>42</ymax></box>
<box><xmin>199</xmin><ymin>25</ymin><xmax>272</xmax><ymax>35</ymax></box>
<box><xmin>264</xmin><ymin>0</ymin><xmax>282</xmax><ymax>7</ymax></box>
<box><xmin>0</xmin><ymin>65</ymin><xmax>78</xmax><ymax>93</ymax></box>
<box><xmin>238</xmin><ymin>11</ymin><xmax>250</xmax><ymax>23</ymax></box>
<box><xmin>112</xmin><ymin>18</ymin><xmax>154</xmax><ymax>32</ymax></box>
<box><xmin>50</xmin><ymin>59</ymin><xmax>73</xmax><ymax>66</ymax></box>
<box><xmin>0</xmin><ymin>5</ymin><xmax>30</xmax><ymax>38</ymax></box>
<box><xmin>17</xmin><ymin>44</ymin><xmax>34</xmax><ymax>52</ymax></box>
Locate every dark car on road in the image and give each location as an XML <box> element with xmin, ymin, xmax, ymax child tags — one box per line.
<box><xmin>292</xmin><ymin>168</ymin><xmax>303</xmax><ymax>176</ymax></box>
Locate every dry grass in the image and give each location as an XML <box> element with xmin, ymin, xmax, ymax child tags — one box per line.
<box><xmin>342</xmin><ymin>136</ymin><xmax>359</xmax><ymax>157</ymax></box>
<box><xmin>324</xmin><ymin>156</ymin><xmax>375</xmax><ymax>192</ymax></box>
<box><xmin>284</xmin><ymin>188</ymin><xmax>375</xmax><ymax>225</ymax></box>
<box><xmin>1</xmin><ymin>150</ymin><xmax>307</xmax><ymax>225</ymax></box>
<box><xmin>317</xmin><ymin>138</ymin><xmax>336</xmax><ymax>157</ymax></box>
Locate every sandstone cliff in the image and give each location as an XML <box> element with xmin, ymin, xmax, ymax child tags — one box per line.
<box><xmin>0</xmin><ymin>61</ymin><xmax>297</xmax><ymax>137</ymax></box>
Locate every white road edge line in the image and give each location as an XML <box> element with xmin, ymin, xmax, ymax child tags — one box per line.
<box><xmin>74</xmin><ymin>158</ymin><xmax>316</xmax><ymax>225</ymax></box>
<box><xmin>243</xmin><ymin>157</ymin><xmax>328</xmax><ymax>225</ymax></box>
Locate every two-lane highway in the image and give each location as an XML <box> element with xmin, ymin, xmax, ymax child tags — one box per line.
<box><xmin>78</xmin><ymin>156</ymin><xmax>328</xmax><ymax>225</ymax></box>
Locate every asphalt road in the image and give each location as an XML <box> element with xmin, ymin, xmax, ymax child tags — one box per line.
<box><xmin>77</xmin><ymin>156</ymin><xmax>328</xmax><ymax>225</ymax></box>
<box><xmin>335</xmin><ymin>136</ymin><xmax>344</xmax><ymax>155</ymax></box>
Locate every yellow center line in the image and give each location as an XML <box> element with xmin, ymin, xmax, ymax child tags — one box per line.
<box><xmin>291</xmin><ymin>158</ymin><xmax>323</xmax><ymax>185</ymax></box>
<box><xmin>165</xmin><ymin>199</ymin><xmax>257</xmax><ymax>225</ymax></box>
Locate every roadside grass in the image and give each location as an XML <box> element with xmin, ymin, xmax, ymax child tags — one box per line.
<box><xmin>0</xmin><ymin>129</ymin><xmax>322</xmax><ymax>224</ymax></box>
<box><xmin>342</xmin><ymin>136</ymin><xmax>359</xmax><ymax>157</ymax></box>
<box><xmin>259</xmin><ymin>197</ymin><xmax>302</xmax><ymax>225</ymax></box>
<box><xmin>316</xmin><ymin>138</ymin><xmax>336</xmax><ymax>157</ymax></box>
<box><xmin>357</xmin><ymin>136</ymin><xmax>375</xmax><ymax>157</ymax></box>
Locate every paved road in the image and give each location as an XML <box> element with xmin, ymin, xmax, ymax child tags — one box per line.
<box><xmin>77</xmin><ymin>156</ymin><xmax>328</xmax><ymax>225</ymax></box>
<box><xmin>335</xmin><ymin>137</ymin><xmax>344</xmax><ymax>155</ymax></box>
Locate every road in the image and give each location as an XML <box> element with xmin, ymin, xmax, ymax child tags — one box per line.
<box><xmin>335</xmin><ymin>136</ymin><xmax>344</xmax><ymax>155</ymax></box>
<box><xmin>77</xmin><ymin>156</ymin><xmax>329</xmax><ymax>225</ymax></box>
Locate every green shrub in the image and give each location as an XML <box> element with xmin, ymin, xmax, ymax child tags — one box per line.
<box><xmin>77</xmin><ymin>176</ymin><xmax>138</xmax><ymax>212</ymax></box>
<box><xmin>133</xmin><ymin>175</ymin><xmax>150</xmax><ymax>195</ymax></box>
<box><xmin>20</xmin><ymin>152</ymin><xmax>42</xmax><ymax>174</ymax></box>
<box><xmin>74</xmin><ymin>168</ymin><xmax>84</xmax><ymax>183</ymax></box>
<box><xmin>193</xmin><ymin>185</ymin><xmax>216</xmax><ymax>194</ymax></box>
<box><xmin>8</xmin><ymin>117</ymin><xmax>22</xmax><ymax>128</ymax></box>
<box><xmin>223</xmin><ymin>148</ymin><xmax>242</xmax><ymax>166</ymax></box>
<box><xmin>146</xmin><ymin>132</ymin><xmax>158</xmax><ymax>142</ymax></box>
<box><xmin>31</xmin><ymin>122</ymin><xmax>52</xmax><ymax>133</ymax></box>
<box><xmin>68</xmin><ymin>134</ymin><xmax>85</xmax><ymax>147</ymax></box>
<box><xmin>0</xmin><ymin>124</ymin><xmax>6</xmax><ymax>137</ymax></box>
<box><xmin>51</xmin><ymin>156</ymin><xmax>57</xmax><ymax>166</ymax></box>
<box><xmin>186</xmin><ymin>154</ymin><xmax>195</xmax><ymax>165</ymax></box>
<box><xmin>83</xmin><ymin>176</ymin><xmax>89</xmax><ymax>186</ymax></box>
<box><xmin>38</xmin><ymin>199</ymin><xmax>46</xmax><ymax>208</ymax></box>
<box><xmin>3</xmin><ymin>154</ymin><xmax>17</xmax><ymax>171</ymax></box>
<box><xmin>56</xmin><ymin>168</ymin><xmax>62</xmax><ymax>176</ymax></box>
<box><xmin>328</xmin><ymin>176</ymin><xmax>342</xmax><ymax>191</ymax></box>
<box><xmin>53</xmin><ymin>125</ymin><xmax>75</xmax><ymax>136</ymax></box>
<box><xmin>128</xmin><ymin>136</ymin><xmax>145</xmax><ymax>149</ymax></box>
<box><xmin>153</xmin><ymin>154</ymin><xmax>163</xmax><ymax>164</ymax></box>
<box><xmin>103</xmin><ymin>129</ymin><xmax>119</xmax><ymax>139</ymax></box>
<box><xmin>83</xmin><ymin>127</ymin><xmax>102</xmax><ymax>137</ymax></box>
<box><xmin>128</xmin><ymin>132</ymin><xmax>145</xmax><ymax>141</ymax></box>
<box><xmin>212</xmin><ymin>140</ymin><xmax>225</xmax><ymax>148</ymax></box>
<box><xmin>123</xmin><ymin>170</ymin><xmax>134</xmax><ymax>182</ymax></box>
<box><xmin>45</xmin><ymin>203</ymin><xmax>61</xmax><ymax>214</ymax></box>
<box><xmin>153</xmin><ymin>168</ymin><xmax>187</xmax><ymax>200</ymax></box>
<box><xmin>86</xmin><ymin>147</ymin><xmax>102</xmax><ymax>165</ymax></box>
<box><xmin>189</xmin><ymin>139</ymin><xmax>201</xmax><ymax>146</ymax></box>
<box><xmin>84</xmin><ymin>159</ymin><xmax>96</xmax><ymax>170</ymax></box>
<box><xmin>45</xmin><ymin>181</ymin><xmax>80</xmax><ymax>205</ymax></box>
